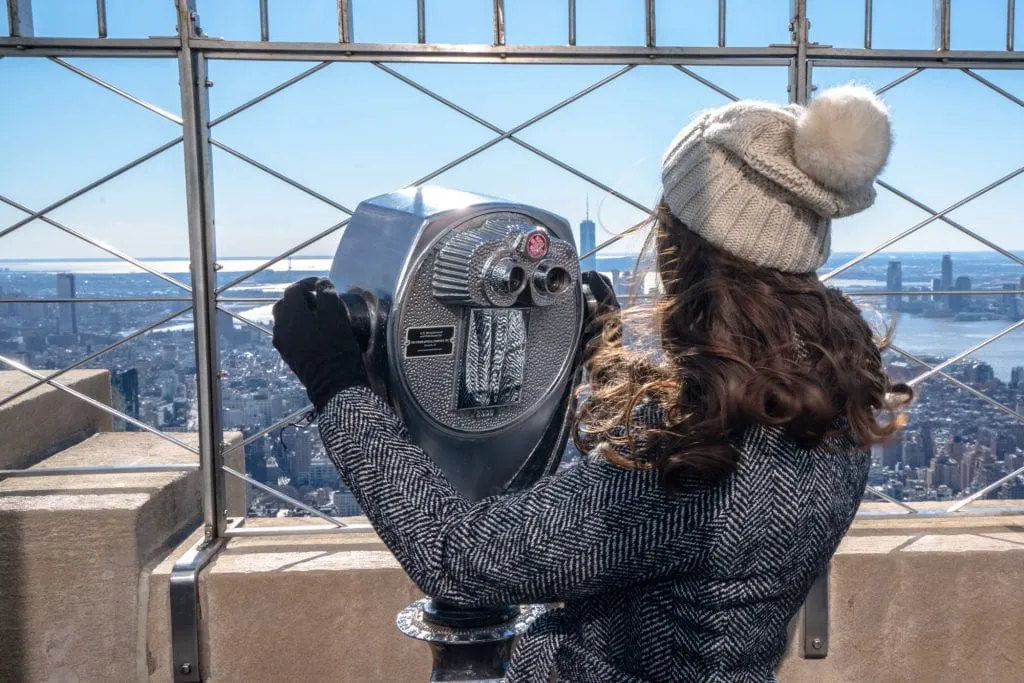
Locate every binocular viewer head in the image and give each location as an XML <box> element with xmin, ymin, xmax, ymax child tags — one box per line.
<box><xmin>329</xmin><ymin>187</ymin><xmax>585</xmax><ymax>501</ymax></box>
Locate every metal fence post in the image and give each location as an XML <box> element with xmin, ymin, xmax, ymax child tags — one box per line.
<box><xmin>176</xmin><ymin>0</ymin><xmax>227</xmax><ymax>543</ymax></box>
<box><xmin>789</xmin><ymin>0</ymin><xmax>810</xmax><ymax>105</ymax></box>
<box><xmin>6</xmin><ymin>0</ymin><xmax>34</xmax><ymax>37</ymax></box>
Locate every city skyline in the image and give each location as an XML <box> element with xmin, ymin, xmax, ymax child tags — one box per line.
<box><xmin>2</xmin><ymin>247</ymin><xmax>1022</xmax><ymax>512</ymax></box>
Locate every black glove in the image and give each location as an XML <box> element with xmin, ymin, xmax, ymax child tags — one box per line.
<box><xmin>272</xmin><ymin>277</ymin><xmax>369</xmax><ymax>411</ymax></box>
<box><xmin>581</xmin><ymin>270</ymin><xmax>621</xmax><ymax>361</ymax></box>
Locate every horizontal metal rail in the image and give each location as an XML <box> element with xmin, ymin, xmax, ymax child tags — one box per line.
<box><xmin>848</xmin><ymin>289</ymin><xmax>1024</xmax><ymax>296</ymax></box>
<box><xmin>6</xmin><ymin>37</ymin><xmax>1023</xmax><ymax>68</ymax></box>
<box><xmin>0</xmin><ymin>463</ymin><xmax>199</xmax><ymax>477</ymax></box>
<box><xmin>0</xmin><ymin>297</ymin><xmax>194</xmax><ymax>304</ymax></box>
<box><xmin>224</xmin><ymin>524</ymin><xmax>372</xmax><ymax>537</ymax></box>
<box><xmin>859</xmin><ymin>506</ymin><xmax>1024</xmax><ymax>519</ymax></box>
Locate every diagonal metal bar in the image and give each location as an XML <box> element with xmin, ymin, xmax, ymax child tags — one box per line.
<box><xmin>375</xmin><ymin>63</ymin><xmax>652</xmax><ymax>214</ymax></box>
<box><xmin>222</xmin><ymin>406</ymin><xmax>312</xmax><ymax>459</ymax></box>
<box><xmin>209</xmin><ymin>62</ymin><xmax>331</xmax><ymax>126</ymax></box>
<box><xmin>583</xmin><ymin>220</ymin><xmax>648</xmax><ymax>259</ymax></box>
<box><xmin>0</xmin><ymin>304</ymin><xmax>193</xmax><ymax>409</ymax></box>
<box><xmin>890</xmin><ymin>344</ymin><xmax>1024</xmax><ymax>425</ymax></box>
<box><xmin>214</xmin><ymin>66</ymin><xmax>640</xmax><ymax>294</ymax></box>
<box><xmin>907</xmin><ymin>318</ymin><xmax>1024</xmax><ymax>387</ymax></box>
<box><xmin>51</xmin><ymin>56</ymin><xmax>354</xmax><ymax>218</ymax></box>
<box><xmin>948</xmin><ymin>461</ymin><xmax>1024</xmax><ymax>512</ymax></box>
<box><xmin>223</xmin><ymin>465</ymin><xmax>347</xmax><ymax>527</ymax></box>
<box><xmin>672</xmin><ymin>65</ymin><xmax>740</xmax><ymax>101</ymax></box>
<box><xmin>962</xmin><ymin>68</ymin><xmax>1024</xmax><ymax>109</ymax></box>
<box><xmin>0</xmin><ymin>354</ymin><xmax>200</xmax><ymax>454</ymax></box>
<box><xmin>217</xmin><ymin>305</ymin><xmax>272</xmax><ymax>336</ymax></box>
<box><xmin>216</xmin><ymin>216</ymin><xmax>350</xmax><ymax>293</ymax></box>
<box><xmin>210</xmin><ymin>140</ymin><xmax>354</xmax><ymax>215</ymax></box>
<box><xmin>0</xmin><ymin>63</ymin><xmax>331</xmax><ymax>244</ymax></box>
<box><xmin>399</xmin><ymin>64</ymin><xmax>636</xmax><ymax>187</ymax></box>
<box><xmin>874</xmin><ymin>67</ymin><xmax>924</xmax><ymax>95</ymax></box>
<box><xmin>877</xmin><ymin>181</ymin><xmax>1024</xmax><ymax>268</ymax></box>
<box><xmin>0</xmin><ymin>193</ymin><xmax>193</xmax><ymax>292</ymax></box>
<box><xmin>50</xmin><ymin>57</ymin><xmax>184</xmax><ymax>124</ymax></box>
<box><xmin>821</xmin><ymin>164</ymin><xmax>1024</xmax><ymax>282</ymax></box>
<box><xmin>863</xmin><ymin>485</ymin><xmax>918</xmax><ymax>513</ymax></box>
<box><xmin>0</xmin><ymin>136</ymin><xmax>184</xmax><ymax>240</ymax></box>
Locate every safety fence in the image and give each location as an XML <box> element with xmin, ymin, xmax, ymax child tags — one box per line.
<box><xmin>1</xmin><ymin>0</ymin><xmax>1023</xmax><ymax>548</ymax></box>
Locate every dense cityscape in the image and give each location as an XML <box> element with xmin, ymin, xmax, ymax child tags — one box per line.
<box><xmin>1</xmin><ymin>238</ymin><xmax>1022</xmax><ymax>513</ymax></box>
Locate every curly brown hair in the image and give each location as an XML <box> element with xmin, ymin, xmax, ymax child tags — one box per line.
<box><xmin>573</xmin><ymin>203</ymin><xmax>912</xmax><ymax>492</ymax></box>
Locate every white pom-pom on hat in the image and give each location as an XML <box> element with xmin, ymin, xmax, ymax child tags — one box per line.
<box><xmin>793</xmin><ymin>84</ymin><xmax>892</xmax><ymax>193</ymax></box>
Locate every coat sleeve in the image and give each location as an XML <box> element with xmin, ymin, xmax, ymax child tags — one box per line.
<box><xmin>316</xmin><ymin>386</ymin><xmax>722</xmax><ymax>607</ymax></box>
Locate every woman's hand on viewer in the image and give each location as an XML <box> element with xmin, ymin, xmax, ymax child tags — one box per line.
<box><xmin>271</xmin><ymin>276</ymin><xmax>369</xmax><ymax>411</ymax></box>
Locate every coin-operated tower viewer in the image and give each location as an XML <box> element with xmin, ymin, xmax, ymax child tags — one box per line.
<box><xmin>328</xmin><ymin>186</ymin><xmax>587</xmax><ymax>681</ymax></box>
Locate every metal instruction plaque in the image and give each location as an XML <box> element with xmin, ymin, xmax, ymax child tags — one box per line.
<box><xmin>405</xmin><ymin>325</ymin><xmax>455</xmax><ymax>358</ymax></box>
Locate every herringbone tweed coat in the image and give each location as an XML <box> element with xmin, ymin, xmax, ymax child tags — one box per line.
<box><xmin>318</xmin><ymin>387</ymin><xmax>870</xmax><ymax>682</ymax></box>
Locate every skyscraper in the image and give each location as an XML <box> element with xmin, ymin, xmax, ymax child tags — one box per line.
<box><xmin>951</xmin><ymin>275</ymin><xmax>971</xmax><ymax>313</ymax></box>
<box><xmin>111</xmin><ymin>369</ymin><xmax>140</xmax><ymax>432</ymax></box>
<box><xmin>579</xmin><ymin>197</ymin><xmax>597</xmax><ymax>272</ymax></box>
<box><xmin>886</xmin><ymin>259</ymin><xmax>902</xmax><ymax>311</ymax></box>
<box><xmin>939</xmin><ymin>253</ymin><xmax>953</xmax><ymax>310</ymax></box>
<box><xmin>1002</xmin><ymin>283</ymin><xmax>1019</xmax><ymax>320</ymax></box>
<box><xmin>56</xmin><ymin>272</ymin><xmax>77</xmax><ymax>335</ymax></box>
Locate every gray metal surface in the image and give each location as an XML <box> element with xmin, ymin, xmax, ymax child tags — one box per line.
<box><xmin>169</xmin><ymin>521</ymin><xmax>238</xmax><ymax>683</ymax></box>
<box><xmin>803</xmin><ymin>567</ymin><xmax>830</xmax><ymax>658</ymax></box>
<box><xmin>330</xmin><ymin>188</ymin><xmax>582</xmax><ymax>500</ymax></box>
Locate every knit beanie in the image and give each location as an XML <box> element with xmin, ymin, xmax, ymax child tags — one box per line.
<box><xmin>660</xmin><ymin>85</ymin><xmax>892</xmax><ymax>274</ymax></box>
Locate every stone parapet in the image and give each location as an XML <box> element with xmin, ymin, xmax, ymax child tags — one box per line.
<box><xmin>0</xmin><ymin>369</ymin><xmax>113</xmax><ymax>471</ymax></box>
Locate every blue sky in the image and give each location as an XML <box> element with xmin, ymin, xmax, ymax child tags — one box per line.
<box><xmin>2</xmin><ymin>0</ymin><xmax>1023</xmax><ymax>262</ymax></box>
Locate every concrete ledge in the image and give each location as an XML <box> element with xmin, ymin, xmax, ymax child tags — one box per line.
<box><xmin>0</xmin><ymin>430</ymin><xmax>244</xmax><ymax>683</ymax></box>
<box><xmin>0</xmin><ymin>369</ymin><xmax>113</xmax><ymax>471</ymax></box>
<box><xmin>778</xmin><ymin>507</ymin><xmax>1024</xmax><ymax>683</ymax></box>
<box><xmin>145</xmin><ymin>510</ymin><xmax>1024</xmax><ymax>683</ymax></box>
<box><xmin>146</xmin><ymin>518</ymin><xmax>429</xmax><ymax>682</ymax></box>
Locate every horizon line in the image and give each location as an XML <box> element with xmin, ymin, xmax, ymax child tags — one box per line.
<box><xmin>2</xmin><ymin>250</ymin><xmax>1023</xmax><ymax>263</ymax></box>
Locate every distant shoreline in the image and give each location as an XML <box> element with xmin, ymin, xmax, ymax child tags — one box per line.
<box><xmin>2</xmin><ymin>250</ymin><xmax>1022</xmax><ymax>263</ymax></box>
